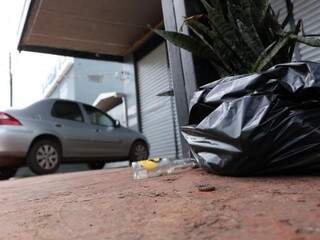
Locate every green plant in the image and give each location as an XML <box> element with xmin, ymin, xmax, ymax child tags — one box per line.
<box><xmin>154</xmin><ymin>0</ymin><xmax>320</xmax><ymax>77</ymax></box>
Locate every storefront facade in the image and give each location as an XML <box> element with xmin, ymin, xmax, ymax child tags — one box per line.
<box><xmin>18</xmin><ymin>0</ymin><xmax>320</xmax><ymax>159</ymax></box>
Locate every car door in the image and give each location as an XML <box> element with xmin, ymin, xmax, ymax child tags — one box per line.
<box><xmin>51</xmin><ymin>100</ymin><xmax>95</xmax><ymax>158</ymax></box>
<box><xmin>83</xmin><ymin>105</ymin><xmax>126</xmax><ymax>157</ymax></box>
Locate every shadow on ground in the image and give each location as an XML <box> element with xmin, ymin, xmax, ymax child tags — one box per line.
<box><xmin>14</xmin><ymin>161</ymin><xmax>129</xmax><ymax>178</ymax></box>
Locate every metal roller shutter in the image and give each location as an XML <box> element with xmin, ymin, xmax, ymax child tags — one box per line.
<box><xmin>291</xmin><ymin>0</ymin><xmax>320</xmax><ymax>61</ymax></box>
<box><xmin>272</xmin><ymin>0</ymin><xmax>320</xmax><ymax>62</ymax></box>
<box><xmin>137</xmin><ymin>43</ymin><xmax>181</xmax><ymax>158</ymax></box>
<box><xmin>270</xmin><ymin>0</ymin><xmax>288</xmax><ymax>23</ymax></box>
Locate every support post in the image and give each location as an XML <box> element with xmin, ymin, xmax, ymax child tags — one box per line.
<box><xmin>9</xmin><ymin>53</ymin><xmax>13</xmax><ymax>107</ymax></box>
<box><xmin>161</xmin><ymin>0</ymin><xmax>198</xmax><ymax>158</ymax></box>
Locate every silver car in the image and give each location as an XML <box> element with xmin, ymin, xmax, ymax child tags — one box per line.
<box><xmin>0</xmin><ymin>99</ymin><xmax>149</xmax><ymax>179</ymax></box>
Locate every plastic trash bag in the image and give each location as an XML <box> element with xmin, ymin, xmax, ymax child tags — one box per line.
<box><xmin>182</xmin><ymin>62</ymin><xmax>320</xmax><ymax>176</ymax></box>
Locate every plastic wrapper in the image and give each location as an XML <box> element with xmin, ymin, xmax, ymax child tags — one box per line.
<box><xmin>182</xmin><ymin>62</ymin><xmax>320</xmax><ymax>176</ymax></box>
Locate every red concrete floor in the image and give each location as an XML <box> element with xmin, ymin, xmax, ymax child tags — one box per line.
<box><xmin>0</xmin><ymin>167</ymin><xmax>319</xmax><ymax>240</ymax></box>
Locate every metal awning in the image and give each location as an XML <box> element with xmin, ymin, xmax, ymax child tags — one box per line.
<box><xmin>93</xmin><ymin>92</ymin><xmax>126</xmax><ymax>112</ymax></box>
<box><xmin>18</xmin><ymin>0</ymin><xmax>163</xmax><ymax>61</ymax></box>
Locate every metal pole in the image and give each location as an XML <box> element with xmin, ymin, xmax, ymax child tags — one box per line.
<box><xmin>9</xmin><ymin>52</ymin><xmax>13</xmax><ymax>107</ymax></box>
<box><xmin>161</xmin><ymin>0</ymin><xmax>193</xmax><ymax>158</ymax></box>
<box><xmin>122</xmin><ymin>96</ymin><xmax>129</xmax><ymax>127</ymax></box>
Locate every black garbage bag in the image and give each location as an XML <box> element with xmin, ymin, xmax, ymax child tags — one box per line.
<box><xmin>182</xmin><ymin>62</ymin><xmax>320</xmax><ymax>176</ymax></box>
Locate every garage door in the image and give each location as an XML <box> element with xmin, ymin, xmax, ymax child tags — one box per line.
<box><xmin>291</xmin><ymin>0</ymin><xmax>320</xmax><ymax>61</ymax></box>
<box><xmin>137</xmin><ymin>43</ymin><xmax>181</xmax><ymax>158</ymax></box>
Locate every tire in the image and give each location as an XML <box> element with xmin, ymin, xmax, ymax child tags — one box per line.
<box><xmin>129</xmin><ymin>141</ymin><xmax>149</xmax><ymax>165</ymax></box>
<box><xmin>0</xmin><ymin>167</ymin><xmax>17</xmax><ymax>180</ymax></box>
<box><xmin>87</xmin><ymin>161</ymin><xmax>105</xmax><ymax>170</ymax></box>
<box><xmin>27</xmin><ymin>140</ymin><xmax>61</xmax><ymax>175</ymax></box>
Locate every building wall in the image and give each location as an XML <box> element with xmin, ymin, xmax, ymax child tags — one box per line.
<box><xmin>48</xmin><ymin>69</ymin><xmax>75</xmax><ymax>99</ymax></box>
<box><xmin>117</xmin><ymin>55</ymin><xmax>138</xmax><ymax>129</ymax></box>
<box><xmin>43</xmin><ymin>57</ymin><xmax>138</xmax><ymax>129</ymax></box>
<box><xmin>72</xmin><ymin>59</ymin><xmax>122</xmax><ymax>104</ymax></box>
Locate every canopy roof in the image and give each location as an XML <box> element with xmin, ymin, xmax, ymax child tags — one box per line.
<box><xmin>18</xmin><ymin>0</ymin><xmax>163</xmax><ymax>61</ymax></box>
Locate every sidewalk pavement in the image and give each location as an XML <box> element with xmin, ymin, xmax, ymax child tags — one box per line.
<box><xmin>0</xmin><ymin>167</ymin><xmax>320</xmax><ymax>240</ymax></box>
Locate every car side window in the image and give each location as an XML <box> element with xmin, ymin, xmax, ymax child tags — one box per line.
<box><xmin>84</xmin><ymin>105</ymin><xmax>114</xmax><ymax>127</ymax></box>
<box><xmin>51</xmin><ymin>101</ymin><xmax>84</xmax><ymax>122</ymax></box>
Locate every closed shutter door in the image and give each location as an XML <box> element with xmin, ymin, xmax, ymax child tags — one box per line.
<box><xmin>137</xmin><ymin>43</ymin><xmax>180</xmax><ymax>158</ymax></box>
<box><xmin>270</xmin><ymin>0</ymin><xmax>288</xmax><ymax>23</ymax></box>
<box><xmin>291</xmin><ymin>0</ymin><xmax>320</xmax><ymax>61</ymax></box>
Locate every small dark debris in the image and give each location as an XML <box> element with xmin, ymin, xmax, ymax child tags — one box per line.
<box><xmin>272</xmin><ymin>190</ymin><xmax>282</xmax><ymax>195</ymax></box>
<box><xmin>295</xmin><ymin>227</ymin><xmax>319</xmax><ymax>234</ymax></box>
<box><xmin>197</xmin><ymin>183</ymin><xmax>216</xmax><ymax>192</ymax></box>
<box><xmin>118</xmin><ymin>194</ymin><xmax>126</xmax><ymax>199</ymax></box>
<box><xmin>163</xmin><ymin>177</ymin><xmax>178</xmax><ymax>183</ymax></box>
<box><xmin>187</xmin><ymin>220</ymin><xmax>206</xmax><ymax>230</ymax></box>
<box><xmin>151</xmin><ymin>191</ymin><xmax>167</xmax><ymax>197</ymax></box>
<box><xmin>279</xmin><ymin>219</ymin><xmax>292</xmax><ymax>226</ymax></box>
<box><xmin>255</xmin><ymin>212</ymin><xmax>266</xmax><ymax>217</ymax></box>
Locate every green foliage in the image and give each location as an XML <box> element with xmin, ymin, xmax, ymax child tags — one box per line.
<box><xmin>154</xmin><ymin>0</ymin><xmax>320</xmax><ymax>77</ymax></box>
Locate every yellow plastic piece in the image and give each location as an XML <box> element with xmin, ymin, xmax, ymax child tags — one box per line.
<box><xmin>139</xmin><ymin>158</ymin><xmax>161</xmax><ymax>171</ymax></box>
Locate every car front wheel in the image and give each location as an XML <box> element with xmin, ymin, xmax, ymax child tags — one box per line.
<box><xmin>27</xmin><ymin>140</ymin><xmax>61</xmax><ymax>175</ymax></box>
<box><xmin>129</xmin><ymin>141</ymin><xmax>149</xmax><ymax>165</ymax></box>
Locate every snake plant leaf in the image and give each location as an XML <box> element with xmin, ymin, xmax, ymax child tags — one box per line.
<box><xmin>183</xmin><ymin>19</ymin><xmax>215</xmax><ymax>52</ymax></box>
<box><xmin>209</xmin><ymin>60</ymin><xmax>230</xmax><ymax>77</ymax></box>
<box><xmin>252</xmin><ymin>41</ymin><xmax>277</xmax><ymax>72</ymax></box>
<box><xmin>235</xmin><ymin>20</ymin><xmax>262</xmax><ymax>60</ymax></box>
<box><xmin>288</xmin><ymin>20</ymin><xmax>302</xmax><ymax>60</ymax></box>
<box><xmin>253</xmin><ymin>35</ymin><xmax>291</xmax><ymax>72</ymax></box>
<box><xmin>153</xmin><ymin>29</ymin><xmax>216</xmax><ymax>59</ymax></box>
<box><xmin>200</xmin><ymin>0</ymin><xmax>249</xmax><ymax>69</ymax></box>
<box><xmin>157</xmin><ymin>89</ymin><xmax>174</xmax><ymax>97</ymax></box>
<box><xmin>281</xmin><ymin>0</ymin><xmax>294</xmax><ymax>29</ymax></box>
<box><xmin>251</xmin><ymin>0</ymin><xmax>270</xmax><ymax>25</ymax></box>
<box><xmin>186</xmin><ymin>18</ymin><xmax>244</xmax><ymax>73</ymax></box>
<box><xmin>225</xmin><ymin>2</ymin><xmax>260</xmax><ymax>61</ymax></box>
<box><xmin>289</xmin><ymin>34</ymin><xmax>320</xmax><ymax>47</ymax></box>
<box><xmin>156</xmin><ymin>0</ymin><xmax>320</xmax><ymax>78</ymax></box>
<box><xmin>185</xmin><ymin>19</ymin><xmax>234</xmax><ymax>73</ymax></box>
<box><xmin>229</xmin><ymin>0</ymin><xmax>265</xmax><ymax>53</ymax></box>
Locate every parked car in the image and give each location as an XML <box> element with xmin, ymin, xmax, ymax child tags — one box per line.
<box><xmin>0</xmin><ymin>99</ymin><xmax>149</xmax><ymax>179</ymax></box>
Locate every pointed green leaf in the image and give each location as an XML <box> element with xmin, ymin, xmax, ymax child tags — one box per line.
<box><xmin>288</xmin><ymin>20</ymin><xmax>302</xmax><ymax>60</ymax></box>
<box><xmin>281</xmin><ymin>0</ymin><xmax>294</xmax><ymax>28</ymax></box>
<box><xmin>228</xmin><ymin>0</ymin><xmax>265</xmax><ymax>53</ymax></box>
<box><xmin>253</xmin><ymin>35</ymin><xmax>291</xmax><ymax>72</ymax></box>
<box><xmin>200</xmin><ymin>0</ymin><xmax>249</xmax><ymax>69</ymax></box>
<box><xmin>157</xmin><ymin>89</ymin><xmax>174</xmax><ymax>97</ymax></box>
<box><xmin>185</xmin><ymin>19</ymin><xmax>235</xmax><ymax>73</ymax></box>
<box><xmin>153</xmin><ymin>29</ymin><xmax>216</xmax><ymax>59</ymax></box>
<box><xmin>252</xmin><ymin>0</ymin><xmax>270</xmax><ymax>25</ymax></box>
<box><xmin>289</xmin><ymin>34</ymin><xmax>320</xmax><ymax>47</ymax></box>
